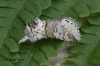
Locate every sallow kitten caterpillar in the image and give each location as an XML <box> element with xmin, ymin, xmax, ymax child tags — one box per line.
<box><xmin>18</xmin><ymin>17</ymin><xmax>81</xmax><ymax>44</ymax></box>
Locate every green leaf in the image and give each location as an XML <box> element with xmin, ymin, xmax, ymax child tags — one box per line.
<box><xmin>15</xmin><ymin>39</ymin><xmax>63</xmax><ymax>66</ymax></box>
<box><xmin>82</xmin><ymin>0</ymin><xmax>100</xmax><ymax>13</ymax></box>
<box><xmin>81</xmin><ymin>26</ymin><xmax>100</xmax><ymax>38</ymax></box>
<box><xmin>0</xmin><ymin>56</ymin><xmax>14</xmax><ymax>66</ymax></box>
<box><xmin>4</xmin><ymin>37</ymin><xmax>19</xmax><ymax>52</ymax></box>
<box><xmin>63</xmin><ymin>0</ymin><xmax>100</xmax><ymax>18</ymax></box>
<box><xmin>0</xmin><ymin>46</ymin><xmax>20</xmax><ymax>63</ymax></box>
<box><xmin>62</xmin><ymin>9</ymin><xmax>79</xmax><ymax>21</ymax></box>
<box><xmin>40</xmin><ymin>43</ymin><xmax>57</xmax><ymax>57</ymax></box>
<box><xmin>86</xmin><ymin>41</ymin><xmax>100</xmax><ymax>66</ymax></box>
<box><xmin>79</xmin><ymin>34</ymin><xmax>99</xmax><ymax>44</ymax></box>
<box><xmin>34</xmin><ymin>0</ymin><xmax>51</xmax><ymax>9</ymax></box>
<box><xmin>62</xmin><ymin>0</ymin><xmax>100</xmax><ymax>64</ymax></box>
<box><xmin>0</xmin><ymin>0</ymin><xmax>42</xmax><ymax>65</ymax></box>
<box><xmin>40</xmin><ymin>0</ymin><xmax>81</xmax><ymax>20</ymax></box>
<box><xmin>71</xmin><ymin>2</ymin><xmax>89</xmax><ymax>17</ymax></box>
<box><xmin>67</xmin><ymin>40</ymin><xmax>100</xmax><ymax>66</ymax></box>
<box><xmin>0</xmin><ymin>0</ymin><xmax>22</xmax><ymax>50</ymax></box>
<box><xmin>33</xmin><ymin>49</ymin><xmax>48</xmax><ymax>65</ymax></box>
<box><xmin>64</xmin><ymin>16</ymin><xmax>100</xmax><ymax>66</ymax></box>
<box><xmin>49</xmin><ymin>39</ymin><xmax>64</xmax><ymax>50</ymax></box>
<box><xmin>17</xmin><ymin>0</ymin><xmax>42</xmax><ymax>24</ymax></box>
<box><xmin>1</xmin><ymin>0</ymin><xmax>100</xmax><ymax>66</ymax></box>
<box><xmin>66</xmin><ymin>53</ymin><xmax>85</xmax><ymax>64</ymax></box>
<box><xmin>69</xmin><ymin>44</ymin><xmax>87</xmax><ymax>53</ymax></box>
<box><xmin>87</xmin><ymin>17</ymin><xmax>100</xmax><ymax>25</ymax></box>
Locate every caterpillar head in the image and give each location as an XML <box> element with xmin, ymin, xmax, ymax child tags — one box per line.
<box><xmin>19</xmin><ymin>18</ymin><xmax>46</xmax><ymax>44</ymax></box>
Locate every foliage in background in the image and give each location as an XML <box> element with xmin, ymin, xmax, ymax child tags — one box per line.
<box><xmin>0</xmin><ymin>0</ymin><xmax>100</xmax><ymax>66</ymax></box>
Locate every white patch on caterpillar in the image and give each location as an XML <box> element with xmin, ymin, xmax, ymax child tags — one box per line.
<box><xmin>18</xmin><ymin>17</ymin><xmax>81</xmax><ymax>44</ymax></box>
<box><xmin>18</xmin><ymin>18</ymin><xmax>46</xmax><ymax>44</ymax></box>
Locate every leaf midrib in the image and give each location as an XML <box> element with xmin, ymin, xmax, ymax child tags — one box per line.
<box><xmin>0</xmin><ymin>0</ymin><xmax>27</xmax><ymax>49</ymax></box>
<box><xmin>24</xmin><ymin>44</ymin><xmax>39</xmax><ymax>66</ymax></box>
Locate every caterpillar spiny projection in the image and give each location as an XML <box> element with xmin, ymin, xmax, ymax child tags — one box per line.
<box><xmin>18</xmin><ymin>17</ymin><xmax>81</xmax><ymax>44</ymax></box>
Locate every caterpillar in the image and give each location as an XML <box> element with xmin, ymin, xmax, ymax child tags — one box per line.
<box><xmin>18</xmin><ymin>17</ymin><xmax>81</xmax><ymax>44</ymax></box>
